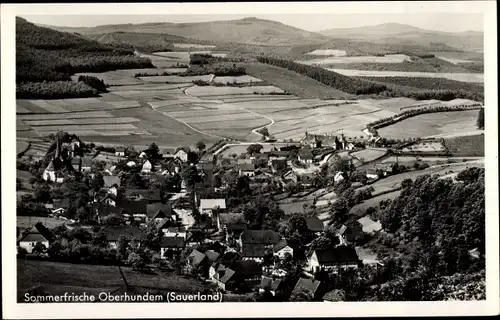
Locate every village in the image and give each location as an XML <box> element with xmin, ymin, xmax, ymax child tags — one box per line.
<box><xmin>16</xmin><ymin>128</ymin><xmax>399</xmax><ymax>301</ymax></box>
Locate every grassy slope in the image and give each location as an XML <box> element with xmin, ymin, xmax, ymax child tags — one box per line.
<box><xmin>244</xmin><ymin>62</ymin><xmax>352</xmax><ymax>99</ymax></box>
<box><xmin>17</xmin><ymin>259</ymin><xmax>206</xmax><ymax>301</ymax></box>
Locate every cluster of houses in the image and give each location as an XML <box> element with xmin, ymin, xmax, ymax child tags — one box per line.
<box><xmin>19</xmin><ymin>131</ymin><xmax>383</xmax><ymax>301</ymax></box>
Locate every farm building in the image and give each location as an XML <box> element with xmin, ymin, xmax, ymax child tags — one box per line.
<box><xmin>270</xmin><ymin>159</ymin><xmax>287</xmax><ymax>173</ymax></box>
<box><xmin>199</xmin><ymin>198</ymin><xmax>226</xmax><ymax>217</ymax></box>
<box><xmin>146</xmin><ymin>203</ymin><xmax>175</xmax><ymax>223</ymax></box>
<box><xmin>297</xmin><ymin>149</ymin><xmax>314</xmax><ymax>164</ymax></box>
<box><xmin>259</xmin><ymin>276</ymin><xmax>283</xmax><ymax>296</ymax></box>
<box><xmin>141</xmin><ymin>160</ymin><xmax>153</xmax><ymax>173</ymax></box>
<box><xmin>212</xmin><ymin>260</ymin><xmax>262</xmax><ymax>291</ymax></box>
<box><xmin>216</xmin><ymin>212</ymin><xmax>246</xmax><ymax>234</ymax></box>
<box><xmin>239</xmin><ymin>230</ymin><xmax>280</xmax><ymax>262</ymax></box>
<box><xmin>305</xmin><ymin>217</ymin><xmax>324</xmax><ymax>234</ymax></box>
<box><xmin>42</xmin><ymin>161</ymin><xmax>64</xmax><ymax>183</ymax></box>
<box><xmin>103</xmin><ymin>226</ymin><xmax>144</xmax><ymax>249</ymax></box>
<box><xmin>71</xmin><ymin>157</ymin><xmax>81</xmax><ymax>171</ymax></box>
<box><xmin>306</xmin><ymin>246</ymin><xmax>360</xmax><ymax>274</ymax></box>
<box><xmin>291</xmin><ymin>278</ymin><xmax>324</xmax><ymax>300</ymax></box>
<box><xmin>115</xmin><ymin>147</ymin><xmax>126</xmax><ymax>157</ymax></box>
<box><xmin>273</xmin><ymin>238</ymin><xmax>294</xmax><ymax>259</ymax></box>
<box><xmin>160</xmin><ymin>237</ymin><xmax>185</xmax><ymax>259</ymax></box>
<box><xmin>81</xmin><ymin>157</ymin><xmax>93</xmax><ymax>172</ymax></box>
<box><xmin>174</xmin><ymin>147</ymin><xmax>190</xmax><ymax>162</ymax></box>
<box><xmin>162</xmin><ymin>227</ymin><xmax>187</xmax><ymax>239</ymax></box>
<box><xmin>239</xmin><ymin>163</ymin><xmax>256</xmax><ymax>177</ymax></box>
<box><xmin>17</xmin><ymin>223</ymin><xmax>53</xmax><ymax>254</ymax></box>
<box><xmin>103</xmin><ymin>176</ymin><xmax>121</xmax><ymax>195</ymax></box>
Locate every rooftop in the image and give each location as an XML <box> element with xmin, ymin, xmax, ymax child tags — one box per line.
<box><xmin>240</xmin><ymin>230</ymin><xmax>280</xmax><ymax>245</ymax></box>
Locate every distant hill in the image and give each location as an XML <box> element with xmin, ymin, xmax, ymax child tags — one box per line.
<box><xmin>39</xmin><ymin>17</ymin><xmax>331</xmax><ymax>46</ymax></box>
<box><xmin>319</xmin><ymin>23</ymin><xmax>483</xmax><ymax>52</ymax></box>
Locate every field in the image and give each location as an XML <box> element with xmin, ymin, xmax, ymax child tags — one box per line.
<box><xmin>358</xmin><ymin>159</ymin><xmax>484</xmax><ymax>195</ymax></box>
<box><xmin>377</xmin><ymin>110</ymin><xmax>479</xmax><ymax>139</ymax></box>
<box><xmin>17</xmin><ymin>216</ymin><xmax>68</xmax><ymax>229</ymax></box>
<box><xmin>139</xmin><ymin>75</ymin><xmax>213</xmax><ymax>84</ymax></box>
<box><xmin>186</xmin><ymin>85</ymin><xmax>285</xmax><ymax>97</ymax></box>
<box><xmin>349</xmin><ymin>190</ymin><xmax>402</xmax><ymax>216</ymax></box>
<box><xmin>443</xmin><ymin>134</ymin><xmax>485</xmax><ymax>157</ymax></box>
<box><xmin>212</xmin><ymin>75</ymin><xmax>263</xmax><ymax>84</ymax></box>
<box><xmin>305</xmin><ymin>49</ymin><xmax>347</xmax><ymax>56</ymax></box>
<box><xmin>244</xmin><ymin>62</ymin><xmax>351</xmax><ymax>99</ymax></box>
<box><xmin>326</xmin><ymin>68</ymin><xmax>484</xmax><ymax>83</ymax></box>
<box><xmin>297</xmin><ymin>54</ymin><xmax>411</xmax><ymax>65</ymax></box>
<box><xmin>351</xmin><ymin>148</ymin><xmax>387</xmax><ymax>163</ymax></box>
<box><xmin>217</xmin><ymin>143</ymin><xmax>295</xmax><ymax>158</ymax></box>
<box><xmin>17</xmin><ymin>259</ymin><xmax>206</xmax><ymax>302</ymax></box>
<box><xmin>401</xmin><ymin>141</ymin><xmax>446</xmax><ymax>152</ymax></box>
<box><xmin>172</xmin><ymin>43</ymin><xmax>216</xmax><ymax>49</ymax></box>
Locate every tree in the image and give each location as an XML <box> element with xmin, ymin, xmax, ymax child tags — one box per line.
<box><xmin>257</xmin><ymin>127</ymin><xmax>269</xmax><ymax>137</ymax></box>
<box><xmin>32</xmin><ymin>242</ymin><xmax>47</xmax><ymax>255</ymax></box>
<box><xmin>329</xmin><ymin>198</ymin><xmax>349</xmax><ymax>227</ymax></box>
<box><xmin>116</xmin><ymin>235</ymin><xmax>128</xmax><ymax>260</ymax></box>
<box><xmin>91</xmin><ymin>173</ymin><xmax>105</xmax><ymax>191</ymax></box>
<box><xmin>147</xmin><ymin>142</ymin><xmax>160</xmax><ymax>159</ymax></box>
<box><xmin>182</xmin><ymin>165</ymin><xmax>199</xmax><ymax>189</ymax></box>
<box><xmin>476</xmin><ymin>108</ymin><xmax>484</xmax><ymax>129</ymax></box>
<box><xmin>128</xmin><ymin>252</ymin><xmax>146</xmax><ymax>271</ymax></box>
<box><xmin>247</xmin><ymin>144</ymin><xmax>263</xmax><ymax>155</ymax></box>
<box><xmin>196</xmin><ymin>141</ymin><xmax>206</xmax><ymax>152</ymax></box>
<box><xmin>102</xmin><ymin>213</ymin><xmax>125</xmax><ymax>226</ymax></box>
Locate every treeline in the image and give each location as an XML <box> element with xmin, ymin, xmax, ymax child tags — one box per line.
<box><xmin>367</xmin><ymin>104</ymin><xmax>483</xmax><ymax>129</ymax></box>
<box><xmin>256</xmin><ymin>56</ymin><xmax>389</xmax><ymax>95</ymax></box>
<box><xmin>134</xmin><ymin>71</ymin><xmax>171</xmax><ymax>78</ymax></box>
<box><xmin>358</xmin><ymin>76</ymin><xmax>484</xmax><ymax>96</ymax></box>
<box><xmin>16</xmin><ymin>81</ymin><xmax>98</xmax><ymax>99</ymax></box>
<box><xmin>16</xmin><ymin>17</ymin><xmax>154</xmax><ymax>85</ymax></box>
<box><xmin>190</xmin><ymin>53</ymin><xmax>244</xmax><ymax>65</ymax></box>
<box><xmin>181</xmin><ymin>63</ymin><xmax>246</xmax><ymax>77</ymax></box>
<box><xmin>77</xmin><ymin>75</ymin><xmax>108</xmax><ymax>92</ymax></box>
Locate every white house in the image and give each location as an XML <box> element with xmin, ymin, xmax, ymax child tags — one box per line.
<box><xmin>141</xmin><ymin>160</ymin><xmax>152</xmax><ymax>173</ymax></box>
<box><xmin>174</xmin><ymin>147</ymin><xmax>190</xmax><ymax>162</ymax></box>
<box><xmin>126</xmin><ymin>161</ymin><xmax>136</xmax><ymax>167</ymax></box>
<box><xmin>199</xmin><ymin>199</ymin><xmax>226</xmax><ymax>217</ymax></box>
<box><xmin>306</xmin><ymin>247</ymin><xmax>360</xmax><ymax>274</ymax></box>
<box><xmin>115</xmin><ymin>147</ymin><xmax>126</xmax><ymax>157</ymax></box>
<box><xmin>365</xmin><ymin>168</ymin><xmax>379</xmax><ymax>180</ymax></box>
<box><xmin>273</xmin><ymin>239</ymin><xmax>294</xmax><ymax>259</ymax></box>
<box><xmin>42</xmin><ymin>161</ymin><xmax>57</xmax><ymax>182</ymax></box>
<box><xmin>18</xmin><ymin>228</ymin><xmax>50</xmax><ymax>254</ymax></box>
<box><xmin>139</xmin><ymin>151</ymin><xmax>148</xmax><ymax>159</ymax></box>
<box><xmin>334</xmin><ymin>171</ymin><xmax>346</xmax><ymax>183</ymax></box>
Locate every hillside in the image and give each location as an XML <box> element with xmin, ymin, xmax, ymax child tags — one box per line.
<box><xmin>319</xmin><ymin>23</ymin><xmax>483</xmax><ymax>52</ymax></box>
<box><xmin>40</xmin><ymin>17</ymin><xmax>330</xmax><ymax>46</ymax></box>
<box><xmin>16</xmin><ymin>17</ymin><xmax>153</xmax><ymax>98</ymax></box>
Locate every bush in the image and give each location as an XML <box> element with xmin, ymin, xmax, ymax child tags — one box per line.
<box><xmin>77</xmin><ymin>75</ymin><xmax>108</xmax><ymax>92</ymax></box>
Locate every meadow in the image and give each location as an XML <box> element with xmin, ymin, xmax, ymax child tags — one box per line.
<box><xmin>17</xmin><ymin>259</ymin><xmax>206</xmax><ymax>302</ymax></box>
<box><xmin>351</xmin><ymin>148</ymin><xmax>388</xmax><ymax>163</ymax></box>
<box><xmin>376</xmin><ymin>110</ymin><xmax>479</xmax><ymax>139</ymax></box>
<box><xmin>297</xmin><ymin>54</ymin><xmax>411</xmax><ymax>65</ymax></box>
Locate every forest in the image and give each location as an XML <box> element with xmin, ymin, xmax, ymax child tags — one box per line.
<box><xmin>16</xmin><ymin>17</ymin><xmax>153</xmax><ymax>98</ymax></box>
<box><xmin>256</xmin><ymin>56</ymin><xmax>389</xmax><ymax>95</ymax></box>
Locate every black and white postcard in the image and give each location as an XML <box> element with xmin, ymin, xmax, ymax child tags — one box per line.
<box><xmin>1</xmin><ymin>1</ymin><xmax>498</xmax><ymax>318</ymax></box>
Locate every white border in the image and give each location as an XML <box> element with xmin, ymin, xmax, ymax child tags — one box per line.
<box><xmin>1</xmin><ymin>2</ymin><xmax>498</xmax><ymax>318</ymax></box>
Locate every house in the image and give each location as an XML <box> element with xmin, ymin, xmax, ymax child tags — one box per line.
<box><xmin>141</xmin><ymin>160</ymin><xmax>153</xmax><ymax>173</ymax></box>
<box><xmin>162</xmin><ymin>149</ymin><xmax>175</xmax><ymax>160</ymax></box>
<box><xmin>216</xmin><ymin>212</ymin><xmax>246</xmax><ymax>234</ymax></box>
<box><xmin>199</xmin><ymin>199</ymin><xmax>226</xmax><ymax>217</ymax></box>
<box><xmin>71</xmin><ymin>157</ymin><xmax>81</xmax><ymax>171</ymax></box>
<box><xmin>337</xmin><ymin>223</ymin><xmax>365</xmax><ymax>245</ymax></box>
<box><xmin>139</xmin><ymin>151</ymin><xmax>148</xmax><ymax>159</ymax></box>
<box><xmin>42</xmin><ymin>161</ymin><xmax>57</xmax><ymax>182</ymax></box>
<box><xmin>162</xmin><ymin>226</ymin><xmax>187</xmax><ymax>239</ymax></box>
<box><xmin>365</xmin><ymin>168</ymin><xmax>379</xmax><ymax>180</ymax></box>
<box><xmin>115</xmin><ymin>147</ymin><xmax>126</xmax><ymax>157</ymax></box>
<box><xmin>270</xmin><ymin>159</ymin><xmax>287</xmax><ymax>173</ymax></box>
<box><xmin>174</xmin><ymin>147</ymin><xmax>190</xmax><ymax>162</ymax></box>
<box><xmin>283</xmin><ymin>170</ymin><xmax>298</xmax><ymax>184</ymax></box>
<box><xmin>259</xmin><ymin>276</ymin><xmax>283</xmax><ymax>296</ymax></box>
<box><xmin>238</xmin><ymin>163</ymin><xmax>256</xmax><ymax>177</ymax></box>
<box><xmin>305</xmin><ymin>217</ymin><xmax>324</xmax><ymax>234</ymax></box>
<box><xmin>297</xmin><ymin>149</ymin><xmax>314</xmax><ymax>164</ymax></box>
<box><xmin>273</xmin><ymin>238</ymin><xmax>294</xmax><ymax>259</ymax></box>
<box><xmin>237</xmin><ymin>158</ymin><xmax>254</xmax><ymax>165</ymax></box>
<box><xmin>17</xmin><ymin>223</ymin><xmax>53</xmax><ymax>254</ymax></box>
<box><xmin>120</xmin><ymin>200</ymin><xmax>148</xmax><ymax>222</ymax></box>
<box><xmin>126</xmin><ymin>161</ymin><xmax>136</xmax><ymax>167</ymax></box>
<box><xmin>239</xmin><ymin>230</ymin><xmax>280</xmax><ymax>262</ymax></box>
<box><xmin>204</xmin><ymin>250</ymin><xmax>220</xmax><ymax>263</ymax></box>
<box><xmin>81</xmin><ymin>157</ymin><xmax>93</xmax><ymax>172</ymax></box>
<box><xmin>213</xmin><ymin>260</ymin><xmax>262</xmax><ymax>291</ymax></box>
<box><xmin>146</xmin><ymin>204</ymin><xmax>174</xmax><ymax>223</ymax></box>
<box><xmin>334</xmin><ymin>171</ymin><xmax>347</xmax><ymax>183</ymax></box>
<box><xmin>160</xmin><ymin>237</ymin><xmax>185</xmax><ymax>259</ymax></box>
<box><xmin>297</xmin><ymin>172</ymin><xmax>315</xmax><ymax>187</ymax></box>
<box><xmin>103</xmin><ymin>226</ymin><xmax>144</xmax><ymax>249</ymax></box>
<box><xmin>291</xmin><ymin>278</ymin><xmax>324</xmax><ymax>300</ymax></box>
<box><xmin>187</xmin><ymin>249</ymin><xmax>208</xmax><ymax>272</ymax></box>
<box><xmin>103</xmin><ymin>176</ymin><xmax>121</xmax><ymax>196</ymax></box>
<box><xmin>95</xmin><ymin>205</ymin><xmax>124</xmax><ymax>224</ymax></box>
<box><xmin>123</xmin><ymin>189</ymin><xmax>162</xmax><ymax>203</ymax></box>
<box><xmin>52</xmin><ymin>198</ymin><xmax>70</xmax><ymax>216</ymax></box>
<box><xmin>346</xmin><ymin>142</ymin><xmax>355</xmax><ymax>150</ymax></box>
<box><xmin>306</xmin><ymin>246</ymin><xmax>360</xmax><ymax>274</ymax></box>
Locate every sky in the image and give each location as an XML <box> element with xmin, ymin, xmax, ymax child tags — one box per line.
<box><xmin>22</xmin><ymin>13</ymin><xmax>483</xmax><ymax>33</ymax></box>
